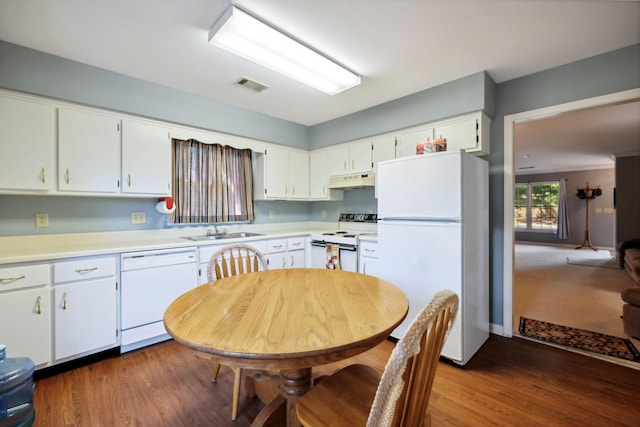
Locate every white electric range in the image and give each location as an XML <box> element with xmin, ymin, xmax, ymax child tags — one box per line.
<box><xmin>310</xmin><ymin>213</ymin><xmax>378</xmax><ymax>272</ymax></box>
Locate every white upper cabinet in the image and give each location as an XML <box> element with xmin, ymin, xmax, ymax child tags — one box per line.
<box><xmin>58</xmin><ymin>108</ymin><xmax>121</xmax><ymax>194</ymax></box>
<box><xmin>121</xmin><ymin>119</ymin><xmax>171</xmax><ymax>196</ymax></box>
<box><xmin>395</xmin><ymin>125</ymin><xmax>435</xmax><ymax>158</ymax></box>
<box><xmin>372</xmin><ymin>134</ymin><xmax>397</xmax><ymax>198</ymax></box>
<box><xmin>433</xmin><ymin>111</ymin><xmax>491</xmax><ymax>155</ymax></box>
<box><xmin>394</xmin><ymin>111</ymin><xmax>491</xmax><ymax>157</ymax></box>
<box><xmin>0</xmin><ymin>93</ymin><xmax>55</xmax><ymax>192</ymax></box>
<box><xmin>309</xmin><ymin>149</ymin><xmax>344</xmax><ymax>201</ymax></box>
<box><xmin>327</xmin><ymin>139</ymin><xmax>373</xmax><ymax>176</ymax></box>
<box><xmin>289</xmin><ymin>148</ymin><xmax>310</xmax><ymax>200</ymax></box>
<box><xmin>254</xmin><ymin>145</ymin><xmax>309</xmax><ymax>200</ymax></box>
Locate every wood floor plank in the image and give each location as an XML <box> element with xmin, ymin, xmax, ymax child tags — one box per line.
<box><xmin>33</xmin><ymin>335</ymin><xmax>640</xmax><ymax>426</ymax></box>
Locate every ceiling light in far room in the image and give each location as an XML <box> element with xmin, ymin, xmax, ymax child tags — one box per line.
<box><xmin>208</xmin><ymin>5</ymin><xmax>360</xmax><ymax>95</ymax></box>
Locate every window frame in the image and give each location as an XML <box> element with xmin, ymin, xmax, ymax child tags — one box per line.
<box><xmin>514</xmin><ymin>180</ymin><xmax>560</xmax><ymax>233</ymax></box>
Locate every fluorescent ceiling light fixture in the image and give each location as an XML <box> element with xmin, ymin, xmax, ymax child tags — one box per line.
<box><xmin>208</xmin><ymin>5</ymin><xmax>360</xmax><ymax>95</ymax></box>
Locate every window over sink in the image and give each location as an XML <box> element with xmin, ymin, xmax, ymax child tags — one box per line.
<box><xmin>170</xmin><ymin>138</ymin><xmax>254</xmax><ymax>224</ymax></box>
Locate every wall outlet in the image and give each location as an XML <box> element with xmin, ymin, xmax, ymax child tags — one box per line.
<box><xmin>131</xmin><ymin>212</ymin><xmax>146</xmax><ymax>224</ymax></box>
<box><xmin>603</xmin><ymin>208</ymin><xmax>614</xmax><ymax>214</ymax></box>
<box><xmin>594</xmin><ymin>208</ymin><xmax>602</xmax><ymax>214</ymax></box>
<box><xmin>35</xmin><ymin>213</ymin><xmax>49</xmax><ymax>228</ymax></box>
<box><xmin>321</xmin><ymin>210</ymin><xmax>327</xmax><ymax>218</ymax></box>
<box><xmin>269</xmin><ymin>210</ymin><xmax>275</xmax><ymax>219</ymax></box>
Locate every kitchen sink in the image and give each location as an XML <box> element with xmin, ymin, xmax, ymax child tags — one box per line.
<box><xmin>182</xmin><ymin>232</ymin><xmax>264</xmax><ymax>241</ymax></box>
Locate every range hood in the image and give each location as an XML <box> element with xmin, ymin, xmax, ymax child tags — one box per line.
<box><xmin>326</xmin><ymin>173</ymin><xmax>375</xmax><ymax>189</ymax></box>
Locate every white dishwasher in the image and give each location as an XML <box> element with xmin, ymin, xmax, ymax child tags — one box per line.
<box><xmin>120</xmin><ymin>247</ymin><xmax>198</xmax><ymax>352</ymax></box>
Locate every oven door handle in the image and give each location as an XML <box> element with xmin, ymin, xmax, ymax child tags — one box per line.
<box><xmin>339</xmin><ymin>246</ymin><xmax>358</xmax><ymax>252</ymax></box>
<box><xmin>310</xmin><ymin>242</ymin><xmax>327</xmax><ymax>248</ymax></box>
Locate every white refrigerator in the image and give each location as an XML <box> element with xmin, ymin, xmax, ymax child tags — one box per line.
<box><xmin>377</xmin><ymin>150</ymin><xmax>489</xmax><ymax>365</ymax></box>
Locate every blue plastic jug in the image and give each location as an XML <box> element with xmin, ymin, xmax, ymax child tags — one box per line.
<box><xmin>0</xmin><ymin>345</ymin><xmax>35</xmax><ymax>427</ymax></box>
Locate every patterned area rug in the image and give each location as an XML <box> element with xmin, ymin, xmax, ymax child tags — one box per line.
<box><xmin>519</xmin><ymin>317</ymin><xmax>640</xmax><ymax>362</ymax></box>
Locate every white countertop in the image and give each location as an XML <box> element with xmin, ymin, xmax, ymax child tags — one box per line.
<box><xmin>0</xmin><ymin>222</ymin><xmax>334</xmax><ymax>264</ymax></box>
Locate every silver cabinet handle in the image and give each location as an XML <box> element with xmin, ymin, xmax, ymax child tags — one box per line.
<box><xmin>0</xmin><ymin>275</ymin><xmax>26</xmax><ymax>282</ymax></box>
<box><xmin>76</xmin><ymin>267</ymin><xmax>98</xmax><ymax>274</ymax></box>
<box><xmin>323</xmin><ymin>184</ymin><xmax>326</xmax><ymax>195</ymax></box>
<box><xmin>292</xmin><ymin>185</ymin><xmax>295</xmax><ymax>195</ymax></box>
<box><xmin>351</xmin><ymin>160</ymin><xmax>355</xmax><ymax>170</ymax></box>
<box><xmin>40</xmin><ymin>167</ymin><xmax>46</xmax><ymax>183</ymax></box>
<box><xmin>65</xmin><ymin>168</ymin><xmax>71</xmax><ymax>184</ymax></box>
<box><xmin>273</xmin><ymin>244</ymin><xmax>283</xmax><ymax>250</ymax></box>
<box><xmin>362</xmin><ymin>262</ymin><xmax>367</xmax><ymax>274</ymax></box>
<box><xmin>128</xmin><ymin>173</ymin><xmax>132</xmax><ymax>187</ymax></box>
<box><xmin>36</xmin><ymin>296</ymin><xmax>42</xmax><ymax>315</ymax></box>
<box><xmin>292</xmin><ymin>242</ymin><xmax>302</xmax><ymax>247</ymax></box>
<box><xmin>343</xmin><ymin>160</ymin><xmax>347</xmax><ymax>171</ymax></box>
<box><xmin>281</xmin><ymin>257</ymin><xmax>286</xmax><ymax>268</ymax></box>
<box><xmin>63</xmin><ymin>292</ymin><xmax>68</xmax><ymax>310</ymax></box>
<box><xmin>364</xmin><ymin>248</ymin><xmax>376</xmax><ymax>253</ymax></box>
<box><xmin>290</xmin><ymin>255</ymin><xmax>294</xmax><ymax>267</ymax></box>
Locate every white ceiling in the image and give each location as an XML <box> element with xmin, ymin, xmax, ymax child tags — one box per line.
<box><xmin>1</xmin><ymin>0</ymin><xmax>639</xmax><ymax>172</ymax></box>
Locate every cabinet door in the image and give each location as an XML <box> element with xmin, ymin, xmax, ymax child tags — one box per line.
<box><xmin>309</xmin><ymin>150</ymin><xmax>344</xmax><ymax>201</ymax></box>
<box><xmin>0</xmin><ymin>287</ymin><xmax>51</xmax><ymax>366</ymax></box>
<box><xmin>0</xmin><ymin>95</ymin><xmax>55</xmax><ymax>192</ymax></box>
<box><xmin>121</xmin><ymin>119</ymin><xmax>171</xmax><ymax>195</ymax></box>
<box><xmin>327</xmin><ymin>144</ymin><xmax>350</xmax><ymax>176</ymax></box>
<box><xmin>349</xmin><ymin>140</ymin><xmax>373</xmax><ymax>174</ymax></box>
<box><xmin>434</xmin><ymin>116</ymin><xmax>478</xmax><ymax>152</ymax></box>
<box><xmin>396</xmin><ymin>127</ymin><xmax>434</xmax><ymax>158</ymax></box>
<box><xmin>54</xmin><ymin>277</ymin><xmax>117</xmax><ymax>360</ymax></box>
<box><xmin>264</xmin><ymin>146</ymin><xmax>290</xmax><ymax>199</ymax></box>
<box><xmin>289</xmin><ymin>149</ymin><xmax>309</xmax><ymax>199</ymax></box>
<box><xmin>58</xmin><ymin>108</ymin><xmax>121</xmax><ymax>193</ymax></box>
<box><xmin>309</xmin><ymin>150</ymin><xmax>328</xmax><ymax>199</ymax></box>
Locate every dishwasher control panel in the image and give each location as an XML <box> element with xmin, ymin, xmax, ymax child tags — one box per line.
<box><xmin>121</xmin><ymin>247</ymin><xmax>197</xmax><ymax>271</ymax></box>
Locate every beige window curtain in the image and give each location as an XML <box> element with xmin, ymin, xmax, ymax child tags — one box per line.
<box><xmin>170</xmin><ymin>138</ymin><xmax>254</xmax><ymax>224</ymax></box>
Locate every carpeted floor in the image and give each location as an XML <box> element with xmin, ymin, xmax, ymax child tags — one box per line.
<box><xmin>514</xmin><ymin>243</ymin><xmax>640</xmax><ymax>368</ymax></box>
<box><xmin>519</xmin><ymin>317</ymin><xmax>640</xmax><ymax>362</ymax></box>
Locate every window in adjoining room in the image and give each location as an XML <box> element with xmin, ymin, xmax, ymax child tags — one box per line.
<box><xmin>514</xmin><ymin>181</ymin><xmax>560</xmax><ymax>231</ymax></box>
<box><xmin>170</xmin><ymin>138</ymin><xmax>254</xmax><ymax>224</ymax></box>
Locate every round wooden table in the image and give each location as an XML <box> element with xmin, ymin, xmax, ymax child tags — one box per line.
<box><xmin>164</xmin><ymin>268</ymin><xmax>408</xmax><ymax>427</ymax></box>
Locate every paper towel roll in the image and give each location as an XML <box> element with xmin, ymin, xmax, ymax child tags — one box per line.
<box><xmin>155</xmin><ymin>197</ymin><xmax>176</xmax><ymax>214</ymax></box>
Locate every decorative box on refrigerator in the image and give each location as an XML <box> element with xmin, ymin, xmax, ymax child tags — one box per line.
<box><xmin>377</xmin><ymin>150</ymin><xmax>489</xmax><ymax>365</ymax></box>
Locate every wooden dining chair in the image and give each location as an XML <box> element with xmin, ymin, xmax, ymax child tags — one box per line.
<box><xmin>296</xmin><ymin>289</ymin><xmax>459</xmax><ymax>427</ymax></box>
<box><xmin>201</xmin><ymin>243</ymin><xmax>268</xmax><ymax>420</ymax></box>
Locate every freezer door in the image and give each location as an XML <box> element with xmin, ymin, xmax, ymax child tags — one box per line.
<box><xmin>377</xmin><ymin>151</ymin><xmax>462</xmax><ymax>220</ymax></box>
<box><xmin>377</xmin><ymin>219</ymin><xmax>463</xmax><ymax>361</ymax></box>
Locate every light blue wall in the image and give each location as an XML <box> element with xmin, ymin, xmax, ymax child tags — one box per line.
<box><xmin>0</xmin><ymin>41</ymin><xmax>308</xmax><ymax>148</ymax></box>
<box><xmin>1</xmin><ymin>40</ymin><xmax>638</xmax><ymax>329</ymax></box>
<box><xmin>309</xmin><ymin>71</ymin><xmax>495</xmax><ymax>148</ymax></box>
<box><xmin>489</xmin><ymin>43</ymin><xmax>640</xmax><ymax>325</ymax></box>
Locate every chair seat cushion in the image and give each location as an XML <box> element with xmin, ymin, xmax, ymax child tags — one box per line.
<box><xmin>297</xmin><ymin>364</ymin><xmax>381</xmax><ymax>427</ymax></box>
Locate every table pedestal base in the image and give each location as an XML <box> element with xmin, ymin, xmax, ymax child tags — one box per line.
<box><xmin>248</xmin><ymin>368</ymin><xmax>312</xmax><ymax>427</ymax></box>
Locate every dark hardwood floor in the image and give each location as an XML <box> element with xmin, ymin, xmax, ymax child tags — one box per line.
<box><xmin>33</xmin><ymin>335</ymin><xmax>640</xmax><ymax>426</ymax></box>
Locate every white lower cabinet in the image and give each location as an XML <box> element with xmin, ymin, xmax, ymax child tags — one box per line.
<box><xmin>0</xmin><ymin>263</ymin><xmax>51</xmax><ymax>366</ymax></box>
<box><xmin>358</xmin><ymin>240</ymin><xmax>379</xmax><ymax>277</ymax></box>
<box><xmin>267</xmin><ymin>236</ymin><xmax>307</xmax><ymax>269</ymax></box>
<box><xmin>53</xmin><ymin>256</ymin><xmax>118</xmax><ymax>362</ymax></box>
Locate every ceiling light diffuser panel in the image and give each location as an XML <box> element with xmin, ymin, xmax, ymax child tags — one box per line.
<box><xmin>208</xmin><ymin>5</ymin><xmax>360</xmax><ymax>95</ymax></box>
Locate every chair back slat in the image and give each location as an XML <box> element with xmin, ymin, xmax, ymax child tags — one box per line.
<box><xmin>367</xmin><ymin>290</ymin><xmax>458</xmax><ymax>427</ymax></box>
<box><xmin>207</xmin><ymin>243</ymin><xmax>268</xmax><ymax>282</ymax></box>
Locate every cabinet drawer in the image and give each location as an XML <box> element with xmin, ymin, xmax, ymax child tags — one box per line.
<box><xmin>0</xmin><ymin>263</ymin><xmax>50</xmax><ymax>291</ymax></box>
<box><xmin>287</xmin><ymin>236</ymin><xmax>306</xmax><ymax>251</ymax></box>
<box><xmin>359</xmin><ymin>242</ymin><xmax>378</xmax><ymax>258</ymax></box>
<box><xmin>267</xmin><ymin>239</ymin><xmax>287</xmax><ymax>253</ymax></box>
<box><xmin>54</xmin><ymin>256</ymin><xmax>116</xmax><ymax>283</ymax></box>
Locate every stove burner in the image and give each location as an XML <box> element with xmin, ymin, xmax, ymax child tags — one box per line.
<box><xmin>322</xmin><ymin>232</ymin><xmax>335</xmax><ymax>236</ymax></box>
<box><xmin>336</xmin><ymin>231</ymin><xmax>348</xmax><ymax>234</ymax></box>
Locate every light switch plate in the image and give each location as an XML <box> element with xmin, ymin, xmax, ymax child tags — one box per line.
<box><xmin>131</xmin><ymin>212</ymin><xmax>146</xmax><ymax>224</ymax></box>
